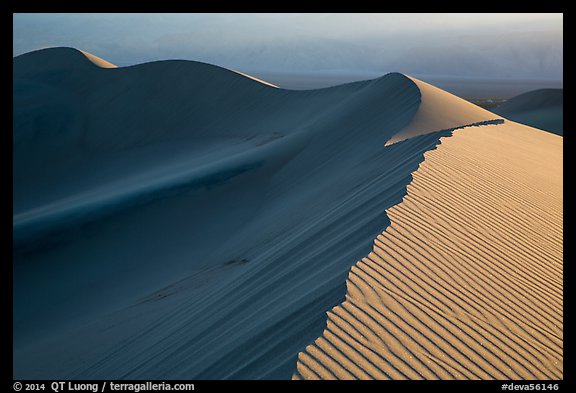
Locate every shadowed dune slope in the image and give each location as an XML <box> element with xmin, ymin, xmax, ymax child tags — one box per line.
<box><xmin>294</xmin><ymin>121</ymin><xmax>562</xmax><ymax>380</ymax></box>
<box><xmin>16</xmin><ymin>48</ymin><xmax>559</xmax><ymax>381</ymax></box>
<box><xmin>13</xmin><ymin>49</ymin><xmax>427</xmax><ymax>380</ymax></box>
<box><xmin>492</xmin><ymin>89</ymin><xmax>563</xmax><ymax>135</ymax></box>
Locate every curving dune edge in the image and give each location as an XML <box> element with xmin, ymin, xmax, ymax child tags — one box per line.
<box><xmin>13</xmin><ymin>48</ymin><xmax>562</xmax><ymax>380</ymax></box>
<box><xmin>294</xmin><ymin>121</ymin><xmax>562</xmax><ymax>380</ymax></box>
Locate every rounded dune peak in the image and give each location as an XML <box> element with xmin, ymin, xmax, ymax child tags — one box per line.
<box><xmin>13</xmin><ymin>45</ymin><xmax>563</xmax><ymax>380</ymax></box>
<box><xmin>14</xmin><ymin>46</ymin><xmax>117</xmax><ymax>79</ymax></box>
<box><xmin>15</xmin><ymin>47</ymin><xmax>286</xmax><ymax>91</ymax></box>
<box><xmin>386</xmin><ymin>74</ymin><xmax>503</xmax><ymax>146</ymax></box>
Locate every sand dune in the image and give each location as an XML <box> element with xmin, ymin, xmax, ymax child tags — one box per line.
<box><xmin>79</xmin><ymin>50</ymin><xmax>118</xmax><ymax>68</ymax></box>
<box><xmin>232</xmin><ymin>69</ymin><xmax>279</xmax><ymax>88</ymax></box>
<box><xmin>294</xmin><ymin>122</ymin><xmax>562</xmax><ymax>380</ymax></box>
<box><xmin>13</xmin><ymin>48</ymin><xmax>562</xmax><ymax>380</ymax></box>
<box><xmin>385</xmin><ymin>76</ymin><xmax>501</xmax><ymax>145</ymax></box>
<box><xmin>493</xmin><ymin>89</ymin><xmax>563</xmax><ymax>135</ymax></box>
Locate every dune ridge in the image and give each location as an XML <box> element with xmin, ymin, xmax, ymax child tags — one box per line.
<box><xmin>385</xmin><ymin>76</ymin><xmax>502</xmax><ymax>145</ymax></box>
<box><xmin>294</xmin><ymin>121</ymin><xmax>562</xmax><ymax>380</ymax></box>
<box><xmin>492</xmin><ymin>89</ymin><xmax>563</xmax><ymax>135</ymax></box>
<box><xmin>79</xmin><ymin>50</ymin><xmax>118</xmax><ymax>68</ymax></box>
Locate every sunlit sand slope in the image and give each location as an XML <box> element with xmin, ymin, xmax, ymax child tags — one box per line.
<box><xmin>385</xmin><ymin>76</ymin><xmax>501</xmax><ymax>146</ymax></box>
<box><xmin>294</xmin><ymin>122</ymin><xmax>562</xmax><ymax>380</ymax></box>
<box><xmin>493</xmin><ymin>89</ymin><xmax>563</xmax><ymax>136</ymax></box>
<box><xmin>15</xmin><ymin>47</ymin><xmax>560</xmax><ymax>380</ymax></box>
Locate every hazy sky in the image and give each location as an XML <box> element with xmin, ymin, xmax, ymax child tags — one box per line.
<box><xmin>13</xmin><ymin>13</ymin><xmax>563</xmax><ymax>79</ymax></box>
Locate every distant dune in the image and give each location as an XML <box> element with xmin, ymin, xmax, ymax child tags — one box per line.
<box><xmin>492</xmin><ymin>89</ymin><xmax>563</xmax><ymax>135</ymax></box>
<box><xmin>13</xmin><ymin>48</ymin><xmax>562</xmax><ymax>380</ymax></box>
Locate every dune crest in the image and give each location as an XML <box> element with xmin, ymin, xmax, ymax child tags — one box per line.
<box><xmin>386</xmin><ymin>75</ymin><xmax>503</xmax><ymax>146</ymax></box>
<box><xmin>294</xmin><ymin>121</ymin><xmax>562</xmax><ymax>380</ymax></box>
<box><xmin>79</xmin><ymin>50</ymin><xmax>118</xmax><ymax>68</ymax></box>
